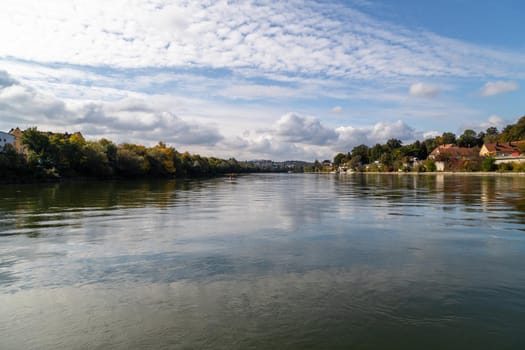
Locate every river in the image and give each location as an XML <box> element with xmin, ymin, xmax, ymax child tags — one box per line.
<box><xmin>1</xmin><ymin>174</ymin><xmax>525</xmax><ymax>349</ymax></box>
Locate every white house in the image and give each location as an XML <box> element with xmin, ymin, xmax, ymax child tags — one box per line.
<box><xmin>0</xmin><ymin>131</ymin><xmax>15</xmax><ymax>151</ymax></box>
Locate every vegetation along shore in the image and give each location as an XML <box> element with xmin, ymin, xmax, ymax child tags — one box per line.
<box><xmin>1</xmin><ymin>114</ymin><xmax>525</xmax><ymax>182</ymax></box>
<box><xmin>0</xmin><ymin>127</ymin><xmax>305</xmax><ymax>182</ymax></box>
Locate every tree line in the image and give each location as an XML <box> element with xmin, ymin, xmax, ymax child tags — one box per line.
<box><xmin>0</xmin><ymin>127</ymin><xmax>273</xmax><ymax>181</ymax></box>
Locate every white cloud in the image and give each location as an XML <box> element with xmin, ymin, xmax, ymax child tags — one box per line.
<box><xmin>331</xmin><ymin>106</ymin><xmax>343</xmax><ymax>113</ymax></box>
<box><xmin>0</xmin><ymin>0</ymin><xmax>523</xmax><ymax>81</ymax></box>
<box><xmin>0</xmin><ymin>70</ymin><xmax>223</xmax><ymax>146</ymax></box>
<box><xmin>0</xmin><ymin>77</ymin><xmax>70</xmax><ymax>126</ymax></box>
<box><xmin>275</xmin><ymin>113</ymin><xmax>338</xmax><ymax>145</ymax></box>
<box><xmin>423</xmin><ymin>130</ymin><xmax>440</xmax><ymax>139</ymax></box>
<box><xmin>480</xmin><ymin>81</ymin><xmax>519</xmax><ymax>96</ymax></box>
<box><xmin>336</xmin><ymin>120</ymin><xmax>418</xmax><ymax>149</ymax></box>
<box><xmin>460</xmin><ymin>114</ymin><xmax>509</xmax><ymax>133</ymax></box>
<box><xmin>409</xmin><ymin>82</ymin><xmax>440</xmax><ymax>98</ymax></box>
<box><xmin>76</xmin><ymin>100</ymin><xmax>224</xmax><ymax>146</ymax></box>
<box><xmin>192</xmin><ymin>113</ymin><xmax>430</xmax><ymax>161</ymax></box>
<box><xmin>0</xmin><ymin>70</ymin><xmax>18</xmax><ymax>88</ymax></box>
<box><xmin>218</xmin><ymin>84</ymin><xmax>301</xmax><ymax>100</ymax></box>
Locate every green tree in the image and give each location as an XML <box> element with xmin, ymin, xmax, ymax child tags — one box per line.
<box><xmin>480</xmin><ymin>157</ymin><xmax>496</xmax><ymax>172</ymax></box>
<box><xmin>500</xmin><ymin>116</ymin><xmax>525</xmax><ymax>142</ymax></box>
<box><xmin>423</xmin><ymin>137</ymin><xmax>440</xmax><ymax>155</ymax></box>
<box><xmin>484</xmin><ymin>127</ymin><xmax>499</xmax><ymax>144</ymax></box>
<box><xmin>81</xmin><ymin>141</ymin><xmax>113</xmax><ymax>177</ymax></box>
<box><xmin>0</xmin><ymin>143</ymin><xmax>31</xmax><ymax>178</ymax></box>
<box><xmin>351</xmin><ymin>144</ymin><xmax>370</xmax><ymax>165</ymax></box>
<box><xmin>21</xmin><ymin>127</ymin><xmax>51</xmax><ymax>164</ymax></box>
<box><xmin>424</xmin><ymin>159</ymin><xmax>437</xmax><ymax>172</ymax></box>
<box><xmin>147</xmin><ymin>142</ymin><xmax>176</xmax><ymax>177</ymax></box>
<box><xmin>386</xmin><ymin>138</ymin><xmax>402</xmax><ymax>150</ymax></box>
<box><xmin>116</xmin><ymin>147</ymin><xmax>148</xmax><ymax>177</ymax></box>
<box><xmin>99</xmin><ymin>138</ymin><xmax>117</xmax><ymax>168</ymax></box>
<box><xmin>438</xmin><ymin>132</ymin><xmax>457</xmax><ymax>145</ymax></box>
<box><xmin>369</xmin><ymin>143</ymin><xmax>384</xmax><ymax>162</ymax></box>
<box><xmin>333</xmin><ymin>152</ymin><xmax>347</xmax><ymax>167</ymax></box>
<box><xmin>457</xmin><ymin>129</ymin><xmax>478</xmax><ymax>147</ymax></box>
<box><xmin>348</xmin><ymin>155</ymin><xmax>362</xmax><ymax>171</ymax></box>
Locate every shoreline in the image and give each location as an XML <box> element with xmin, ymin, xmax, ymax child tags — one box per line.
<box><xmin>335</xmin><ymin>171</ymin><xmax>525</xmax><ymax>176</ymax></box>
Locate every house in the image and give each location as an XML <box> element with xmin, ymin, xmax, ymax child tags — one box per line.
<box><xmin>480</xmin><ymin>141</ymin><xmax>525</xmax><ymax>157</ymax></box>
<box><xmin>8</xmin><ymin>127</ymin><xmax>25</xmax><ymax>154</ymax></box>
<box><xmin>0</xmin><ymin>131</ymin><xmax>15</xmax><ymax>151</ymax></box>
<box><xmin>429</xmin><ymin>144</ymin><xmax>479</xmax><ymax>171</ymax></box>
<box><xmin>480</xmin><ymin>141</ymin><xmax>525</xmax><ymax>164</ymax></box>
<box><xmin>402</xmin><ymin>157</ymin><xmax>422</xmax><ymax>171</ymax></box>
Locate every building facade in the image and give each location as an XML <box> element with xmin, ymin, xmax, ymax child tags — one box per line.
<box><xmin>8</xmin><ymin>127</ymin><xmax>25</xmax><ymax>154</ymax></box>
<box><xmin>0</xmin><ymin>131</ymin><xmax>15</xmax><ymax>151</ymax></box>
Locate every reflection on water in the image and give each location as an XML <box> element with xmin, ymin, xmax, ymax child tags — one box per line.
<box><xmin>1</xmin><ymin>174</ymin><xmax>525</xmax><ymax>349</ymax></box>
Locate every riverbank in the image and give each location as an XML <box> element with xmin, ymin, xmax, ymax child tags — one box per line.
<box><xmin>318</xmin><ymin>171</ymin><xmax>525</xmax><ymax>176</ymax></box>
<box><xmin>343</xmin><ymin>171</ymin><xmax>525</xmax><ymax>176</ymax></box>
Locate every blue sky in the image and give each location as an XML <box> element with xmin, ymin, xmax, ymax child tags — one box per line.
<box><xmin>0</xmin><ymin>0</ymin><xmax>523</xmax><ymax>161</ymax></box>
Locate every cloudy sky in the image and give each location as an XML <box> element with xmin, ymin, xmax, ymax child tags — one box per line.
<box><xmin>0</xmin><ymin>0</ymin><xmax>523</xmax><ymax>161</ymax></box>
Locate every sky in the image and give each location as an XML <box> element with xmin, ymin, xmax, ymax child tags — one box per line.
<box><xmin>0</xmin><ymin>0</ymin><xmax>523</xmax><ymax>161</ymax></box>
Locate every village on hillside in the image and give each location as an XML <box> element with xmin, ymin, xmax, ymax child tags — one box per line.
<box><xmin>324</xmin><ymin>115</ymin><xmax>525</xmax><ymax>173</ymax></box>
<box><xmin>331</xmin><ymin>140</ymin><xmax>525</xmax><ymax>174</ymax></box>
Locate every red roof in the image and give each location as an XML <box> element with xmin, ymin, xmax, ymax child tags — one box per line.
<box><xmin>482</xmin><ymin>141</ymin><xmax>525</xmax><ymax>155</ymax></box>
<box><xmin>430</xmin><ymin>144</ymin><xmax>479</xmax><ymax>159</ymax></box>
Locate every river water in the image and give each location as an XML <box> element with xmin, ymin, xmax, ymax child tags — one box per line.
<box><xmin>1</xmin><ymin>174</ymin><xmax>525</xmax><ymax>349</ymax></box>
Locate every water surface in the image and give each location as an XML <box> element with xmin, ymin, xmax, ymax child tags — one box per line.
<box><xmin>1</xmin><ymin>174</ymin><xmax>525</xmax><ymax>349</ymax></box>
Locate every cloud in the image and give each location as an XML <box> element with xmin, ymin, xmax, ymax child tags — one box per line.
<box><xmin>218</xmin><ymin>84</ymin><xmax>301</xmax><ymax>100</ymax></box>
<box><xmin>423</xmin><ymin>130</ymin><xmax>440</xmax><ymax>139</ymax></box>
<box><xmin>0</xmin><ymin>71</ymin><xmax>223</xmax><ymax>147</ymax></box>
<box><xmin>336</xmin><ymin>120</ymin><xmax>418</xmax><ymax>149</ymax></box>
<box><xmin>275</xmin><ymin>113</ymin><xmax>338</xmax><ymax>145</ymax></box>
<box><xmin>409</xmin><ymin>82</ymin><xmax>440</xmax><ymax>98</ymax></box>
<box><xmin>0</xmin><ymin>70</ymin><xmax>18</xmax><ymax>88</ymax></box>
<box><xmin>0</xmin><ymin>0</ymin><xmax>523</xmax><ymax>82</ymax></box>
<box><xmin>331</xmin><ymin>106</ymin><xmax>343</xmax><ymax>113</ymax></box>
<box><xmin>211</xmin><ymin>111</ymin><xmax>428</xmax><ymax>161</ymax></box>
<box><xmin>460</xmin><ymin>114</ymin><xmax>509</xmax><ymax>132</ymax></box>
<box><xmin>220</xmin><ymin>135</ymin><xmax>330</xmax><ymax>161</ymax></box>
<box><xmin>480</xmin><ymin>81</ymin><xmax>519</xmax><ymax>96</ymax></box>
<box><xmin>0</xmin><ymin>71</ymin><xmax>70</xmax><ymax>126</ymax></box>
<box><xmin>76</xmin><ymin>99</ymin><xmax>224</xmax><ymax>146</ymax></box>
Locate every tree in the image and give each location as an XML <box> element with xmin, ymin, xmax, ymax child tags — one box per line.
<box><xmin>116</xmin><ymin>147</ymin><xmax>148</xmax><ymax>177</ymax></box>
<box><xmin>500</xmin><ymin>116</ymin><xmax>525</xmax><ymax>142</ymax></box>
<box><xmin>424</xmin><ymin>159</ymin><xmax>437</xmax><ymax>172</ymax></box>
<box><xmin>0</xmin><ymin>143</ymin><xmax>30</xmax><ymax>178</ymax></box>
<box><xmin>351</xmin><ymin>144</ymin><xmax>370</xmax><ymax>165</ymax></box>
<box><xmin>423</xmin><ymin>136</ymin><xmax>440</xmax><ymax>155</ymax></box>
<box><xmin>21</xmin><ymin>127</ymin><xmax>50</xmax><ymax>160</ymax></box>
<box><xmin>438</xmin><ymin>132</ymin><xmax>457</xmax><ymax>145</ymax></box>
<box><xmin>484</xmin><ymin>126</ymin><xmax>499</xmax><ymax>144</ymax></box>
<box><xmin>348</xmin><ymin>155</ymin><xmax>362</xmax><ymax>171</ymax></box>
<box><xmin>480</xmin><ymin>157</ymin><xmax>496</xmax><ymax>172</ymax></box>
<box><xmin>99</xmin><ymin>138</ymin><xmax>117</xmax><ymax>168</ymax></box>
<box><xmin>147</xmin><ymin>142</ymin><xmax>176</xmax><ymax>176</ymax></box>
<box><xmin>457</xmin><ymin>129</ymin><xmax>478</xmax><ymax>147</ymax></box>
<box><xmin>82</xmin><ymin>141</ymin><xmax>112</xmax><ymax>177</ymax></box>
<box><xmin>369</xmin><ymin>143</ymin><xmax>384</xmax><ymax>162</ymax></box>
<box><xmin>386</xmin><ymin>138</ymin><xmax>402</xmax><ymax>150</ymax></box>
<box><xmin>333</xmin><ymin>153</ymin><xmax>347</xmax><ymax>167</ymax></box>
